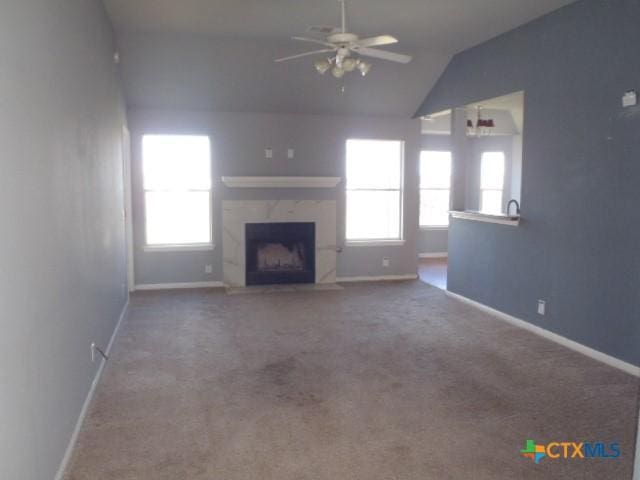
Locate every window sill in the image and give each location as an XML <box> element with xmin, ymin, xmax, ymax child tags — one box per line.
<box><xmin>419</xmin><ymin>226</ymin><xmax>449</xmax><ymax>231</ymax></box>
<box><xmin>144</xmin><ymin>244</ymin><xmax>215</xmax><ymax>253</ymax></box>
<box><xmin>345</xmin><ymin>239</ymin><xmax>406</xmax><ymax>247</ymax></box>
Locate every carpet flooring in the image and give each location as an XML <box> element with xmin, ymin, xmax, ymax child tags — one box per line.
<box><xmin>65</xmin><ymin>281</ymin><xmax>639</xmax><ymax>479</ymax></box>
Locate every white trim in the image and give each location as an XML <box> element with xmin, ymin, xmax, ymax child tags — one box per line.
<box><xmin>143</xmin><ymin>244</ymin><xmax>215</xmax><ymax>253</ymax></box>
<box><xmin>419</xmin><ymin>252</ymin><xmax>448</xmax><ymax>259</ymax></box>
<box><xmin>450</xmin><ymin>210</ymin><xmax>520</xmax><ymax>226</ymax></box>
<box><xmin>122</xmin><ymin>125</ymin><xmax>135</xmax><ymax>292</ymax></box>
<box><xmin>419</xmin><ymin>226</ymin><xmax>449</xmax><ymax>231</ymax></box>
<box><xmin>634</xmin><ymin>412</ymin><xmax>640</xmax><ymax>480</ymax></box>
<box><xmin>135</xmin><ymin>281</ymin><xmax>224</xmax><ymax>290</ymax></box>
<box><xmin>54</xmin><ymin>300</ymin><xmax>129</xmax><ymax>480</ymax></box>
<box><xmin>346</xmin><ymin>239</ymin><xmax>406</xmax><ymax>247</ymax></box>
<box><xmin>222</xmin><ymin>176</ymin><xmax>341</xmax><ymax>189</ymax></box>
<box><xmin>445</xmin><ymin>290</ymin><xmax>640</xmax><ymax>378</ymax></box>
<box><xmin>337</xmin><ymin>274</ymin><xmax>418</xmax><ymax>283</ymax></box>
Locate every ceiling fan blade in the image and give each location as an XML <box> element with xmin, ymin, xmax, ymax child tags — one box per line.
<box><xmin>292</xmin><ymin>36</ymin><xmax>336</xmax><ymax>48</ymax></box>
<box><xmin>355</xmin><ymin>47</ymin><xmax>412</xmax><ymax>64</ymax></box>
<box><xmin>354</xmin><ymin>35</ymin><xmax>398</xmax><ymax>48</ymax></box>
<box><xmin>274</xmin><ymin>49</ymin><xmax>334</xmax><ymax>63</ymax></box>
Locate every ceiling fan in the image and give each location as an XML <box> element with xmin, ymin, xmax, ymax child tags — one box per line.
<box><xmin>275</xmin><ymin>0</ymin><xmax>412</xmax><ymax>79</ymax></box>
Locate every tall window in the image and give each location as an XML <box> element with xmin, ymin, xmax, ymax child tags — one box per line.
<box><xmin>419</xmin><ymin>151</ymin><xmax>452</xmax><ymax>227</ymax></box>
<box><xmin>480</xmin><ymin>151</ymin><xmax>505</xmax><ymax>214</ymax></box>
<box><xmin>143</xmin><ymin>135</ymin><xmax>212</xmax><ymax>248</ymax></box>
<box><xmin>346</xmin><ymin>139</ymin><xmax>404</xmax><ymax>242</ymax></box>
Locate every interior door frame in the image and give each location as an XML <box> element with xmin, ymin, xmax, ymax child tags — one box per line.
<box><xmin>122</xmin><ymin>124</ymin><xmax>135</xmax><ymax>292</ymax></box>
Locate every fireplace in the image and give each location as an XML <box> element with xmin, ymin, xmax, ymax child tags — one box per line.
<box><xmin>245</xmin><ymin>222</ymin><xmax>315</xmax><ymax>286</ymax></box>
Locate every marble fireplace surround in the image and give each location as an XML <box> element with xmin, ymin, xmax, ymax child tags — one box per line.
<box><xmin>222</xmin><ymin>200</ymin><xmax>338</xmax><ymax>287</ymax></box>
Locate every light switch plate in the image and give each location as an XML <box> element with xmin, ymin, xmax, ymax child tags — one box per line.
<box><xmin>287</xmin><ymin>148</ymin><xmax>295</xmax><ymax>159</ymax></box>
<box><xmin>537</xmin><ymin>300</ymin><xmax>546</xmax><ymax>316</ymax></box>
<box><xmin>622</xmin><ymin>90</ymin><xmax>637</xmax><ymax>108</ymax></box>
<box><xmin>265</xmin><ymin>148</ymin><xmax>273</xmax><ymax>159</ymax></box>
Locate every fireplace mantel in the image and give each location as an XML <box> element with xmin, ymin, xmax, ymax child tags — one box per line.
<box><xmin>221</xmin><ymin>176</ymin><xmax>341</xmax><ymax>189</ymax></box>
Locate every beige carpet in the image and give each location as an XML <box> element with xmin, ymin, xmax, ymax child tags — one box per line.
<box><xmin>65</xmin><ymin>281</ymin><xmax>639</xmax><ymax>479</ymax></box>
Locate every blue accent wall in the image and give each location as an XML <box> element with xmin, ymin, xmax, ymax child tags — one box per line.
<box><xmin>417</xmin><ymin>0</ymin><xmax>640</xmax><ymax>367</ymax></box>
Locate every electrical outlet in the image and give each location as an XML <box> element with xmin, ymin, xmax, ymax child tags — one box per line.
<box><xmin>287</xmin><ymin>148</ymin><xmax>295</xmax><ymax>159</ymax></box>
<box><xmin>265</xmin><ymin>148</ymin><xmax>273</xmax><ymax>159</ymax></box>
<box><xmin>205</xmin><ymin>264</ymin><xmax>213</xmax><ymax>274</ymax></box>
<box><xmin>91</xmin><ymin>342</ymin><xmax>96</xmax><ymax>363</ymax></box>
<box><xmin>537</xmin><ymin>300</ymin><xmax>546</xmax><ymax>316</ymax></box>
<box><xmin>382</xmin><ymin>257</ymin><xmax>390</xmax><ymax>268</ymax></box>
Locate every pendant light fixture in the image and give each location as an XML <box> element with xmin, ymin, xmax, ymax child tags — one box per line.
<box><xmin>467</xmin><ymin>106</ymin><xmax>495</xmax><ymax>137</ymax></box>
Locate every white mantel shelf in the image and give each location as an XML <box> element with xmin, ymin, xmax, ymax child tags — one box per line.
<box><xmin>222</xmin><ymin>176</ymin><xmax>341</xmax><ymax>189</ymax></box>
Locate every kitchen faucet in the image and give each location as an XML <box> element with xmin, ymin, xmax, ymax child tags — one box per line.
<box><xmin>507</xmin><ymin>199</ymin><xmax>520</xmax><ymax>217</ymax></box>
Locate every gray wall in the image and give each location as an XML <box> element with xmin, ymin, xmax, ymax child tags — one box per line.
<box><xmin>118</xmin><ymin>31</ymin><xmax>451</xmax><ymax>117</ymax></box>
<box><xmin>417</xmin><ymin>231</ymin><xmax>448</xmax><ymax>256</ymax></box>
<box><xmin>417</xmin><ymin>0</ymin><xmax>640</xmax><ymax>367</ymax></box>
<box><xmin>0</xmin><ymin>1</ymin><xmax>127</xmax><ymax>479</ymax></box>
<box><xmin>128</xmin><ymin>109</ymin><xmax>421</xmax><ymax>284</ymax></box>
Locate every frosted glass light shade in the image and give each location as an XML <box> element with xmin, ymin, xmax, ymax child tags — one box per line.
<box><xmin>343</xmin><ymin>58</ymin><xmax>357</xmax><ymax>72</ymax></box>
<box><xmin>357</xmin><ymin>61</ymin><xmax>372</xmax><ymax>76</ymax></box>
<box><xmin>331</xmin><ymin>65</ymin><xmax>345</xmax><ymax>78</ymax></box>
<box><xmin>314</xmin><ymin>59</ymin><xmax>331</xmax><ymax>74</ymax></box>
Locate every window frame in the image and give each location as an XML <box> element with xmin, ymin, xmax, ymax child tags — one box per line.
<box><xmin>345</xmin><ymin>138</ymin><xmax>405</xmax><ymax>246</ymax></box>
<box><xmin>141</xmin><ymin>134</ymin><xmax>214</xmax><ymax>252</ymax></box>
<box><xmin>419</xmin><ymin>150</ymin><xmax>452</xmax><ymax>230</ymax></box>
<box><xmin>480</xmin><ymin>151</ymin><xmax>506</xmax><ymax>215</ymax></box>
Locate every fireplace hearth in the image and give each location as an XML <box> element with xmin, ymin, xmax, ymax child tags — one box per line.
<box><xmin>245</xmin><ymin>222</ymin><xmax>315</xmax><ymax>286</ymax></box>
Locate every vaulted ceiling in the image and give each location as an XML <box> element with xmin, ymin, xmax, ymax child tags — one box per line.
<box><xmin>104</xmin><ymin>0</ymin><xmax>577</xmax><ymax>116</ymax></box>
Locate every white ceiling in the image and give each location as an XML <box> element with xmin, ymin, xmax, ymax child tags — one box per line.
<box><xmin>104</xmin><ymin>0</ymin><xmax>576</xmax><ymax>52</ymax></box>
<box><xmin>104</xmin><ymin>0</ymin><xmax>577</xmax><ymax>116</ymax></box>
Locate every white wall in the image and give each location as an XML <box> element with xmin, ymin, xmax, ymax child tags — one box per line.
<box><xmin>0</xmin><ymin>1</ymin><xmax>127</xmax><ymax>478</ymax></box>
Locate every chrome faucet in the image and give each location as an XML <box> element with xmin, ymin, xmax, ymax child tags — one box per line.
<box><xmin>507</xmin><ymin>199</ymin><xmax>520</xmax><ymax>217</ymax></box>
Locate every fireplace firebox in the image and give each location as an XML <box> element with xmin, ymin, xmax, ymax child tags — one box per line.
<box><xmin>245</xmin><ymin>222</ymin><xmax>315</xmax><ymax>286</ymax></box>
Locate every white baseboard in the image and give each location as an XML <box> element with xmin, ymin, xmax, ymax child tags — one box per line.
<box><xmin>337</xmin><ymin>274</ymin><xmax>418</xmax><ymax>283</ymax></box>
<box><xmin>419</xmin><ymin>252</ymin><xmax>448</xmax><ymax>259</ymax></box>
<box><xmin>54</xmin><ymin>299</ymin><xmax>129</xmax><ymax>480</ymax></box>
<box><xmin>445</xmin><ymin>290</ymin><xmax>640</xmax><ymax>378</ymax></box>
<box><xmin>634</xmin><ymin>414</ymin><xmax>640</xmax><ymax>480</ymax></box>
<box><xmin>135</xmin><ymin>281</ymin><xmax>224</xmax><ymax>291</ymax></box>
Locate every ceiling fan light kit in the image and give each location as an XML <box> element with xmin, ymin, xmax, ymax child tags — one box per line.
<box><xmin>357</xmin><ymin>59</ymin><xmax>372</xmax><ymax>76</ymax></box>
<box><xmin>275</xmin><ymin>0</ymin><xmax>412</xmax><ymax>82</ymax></box>
<box><xmin>314</xmin><ymin>59</ymin><xmax>331</xmax><ymax>74</ymax></box>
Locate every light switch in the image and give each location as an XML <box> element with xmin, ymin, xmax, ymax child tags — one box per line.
<box><xmin>537</xmin><ymin>300</ymin><xmax>546</xmax><ymax>316</ymax></box>
<box><xmin>265</xmin><ymin>148</ymin><xmax>273</xmax><ymax>159</ymax></box>
<box><xmin>287</xmin><ymin>148</ymin><xmax>295</xmax><ymax>159</ymax></box>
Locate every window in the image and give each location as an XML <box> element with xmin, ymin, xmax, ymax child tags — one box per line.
<box><xmin>480</xmin><ymin>152</ymin><xmax>505</xmax><ymax>214</ymax></box>
<box><xmin>142</xmin><ymin>135</ymin><xmax>212</xmax><ymax>248</ymax></box>
<box><xmin>419</xmin><ymin>151</ymin><xmax>452</xmax><ymax>227</ymax></box>
<box><xmin>346</xmin><ymin>139</ymin><xmax>404</xmax><ymax>242</ymax></box>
